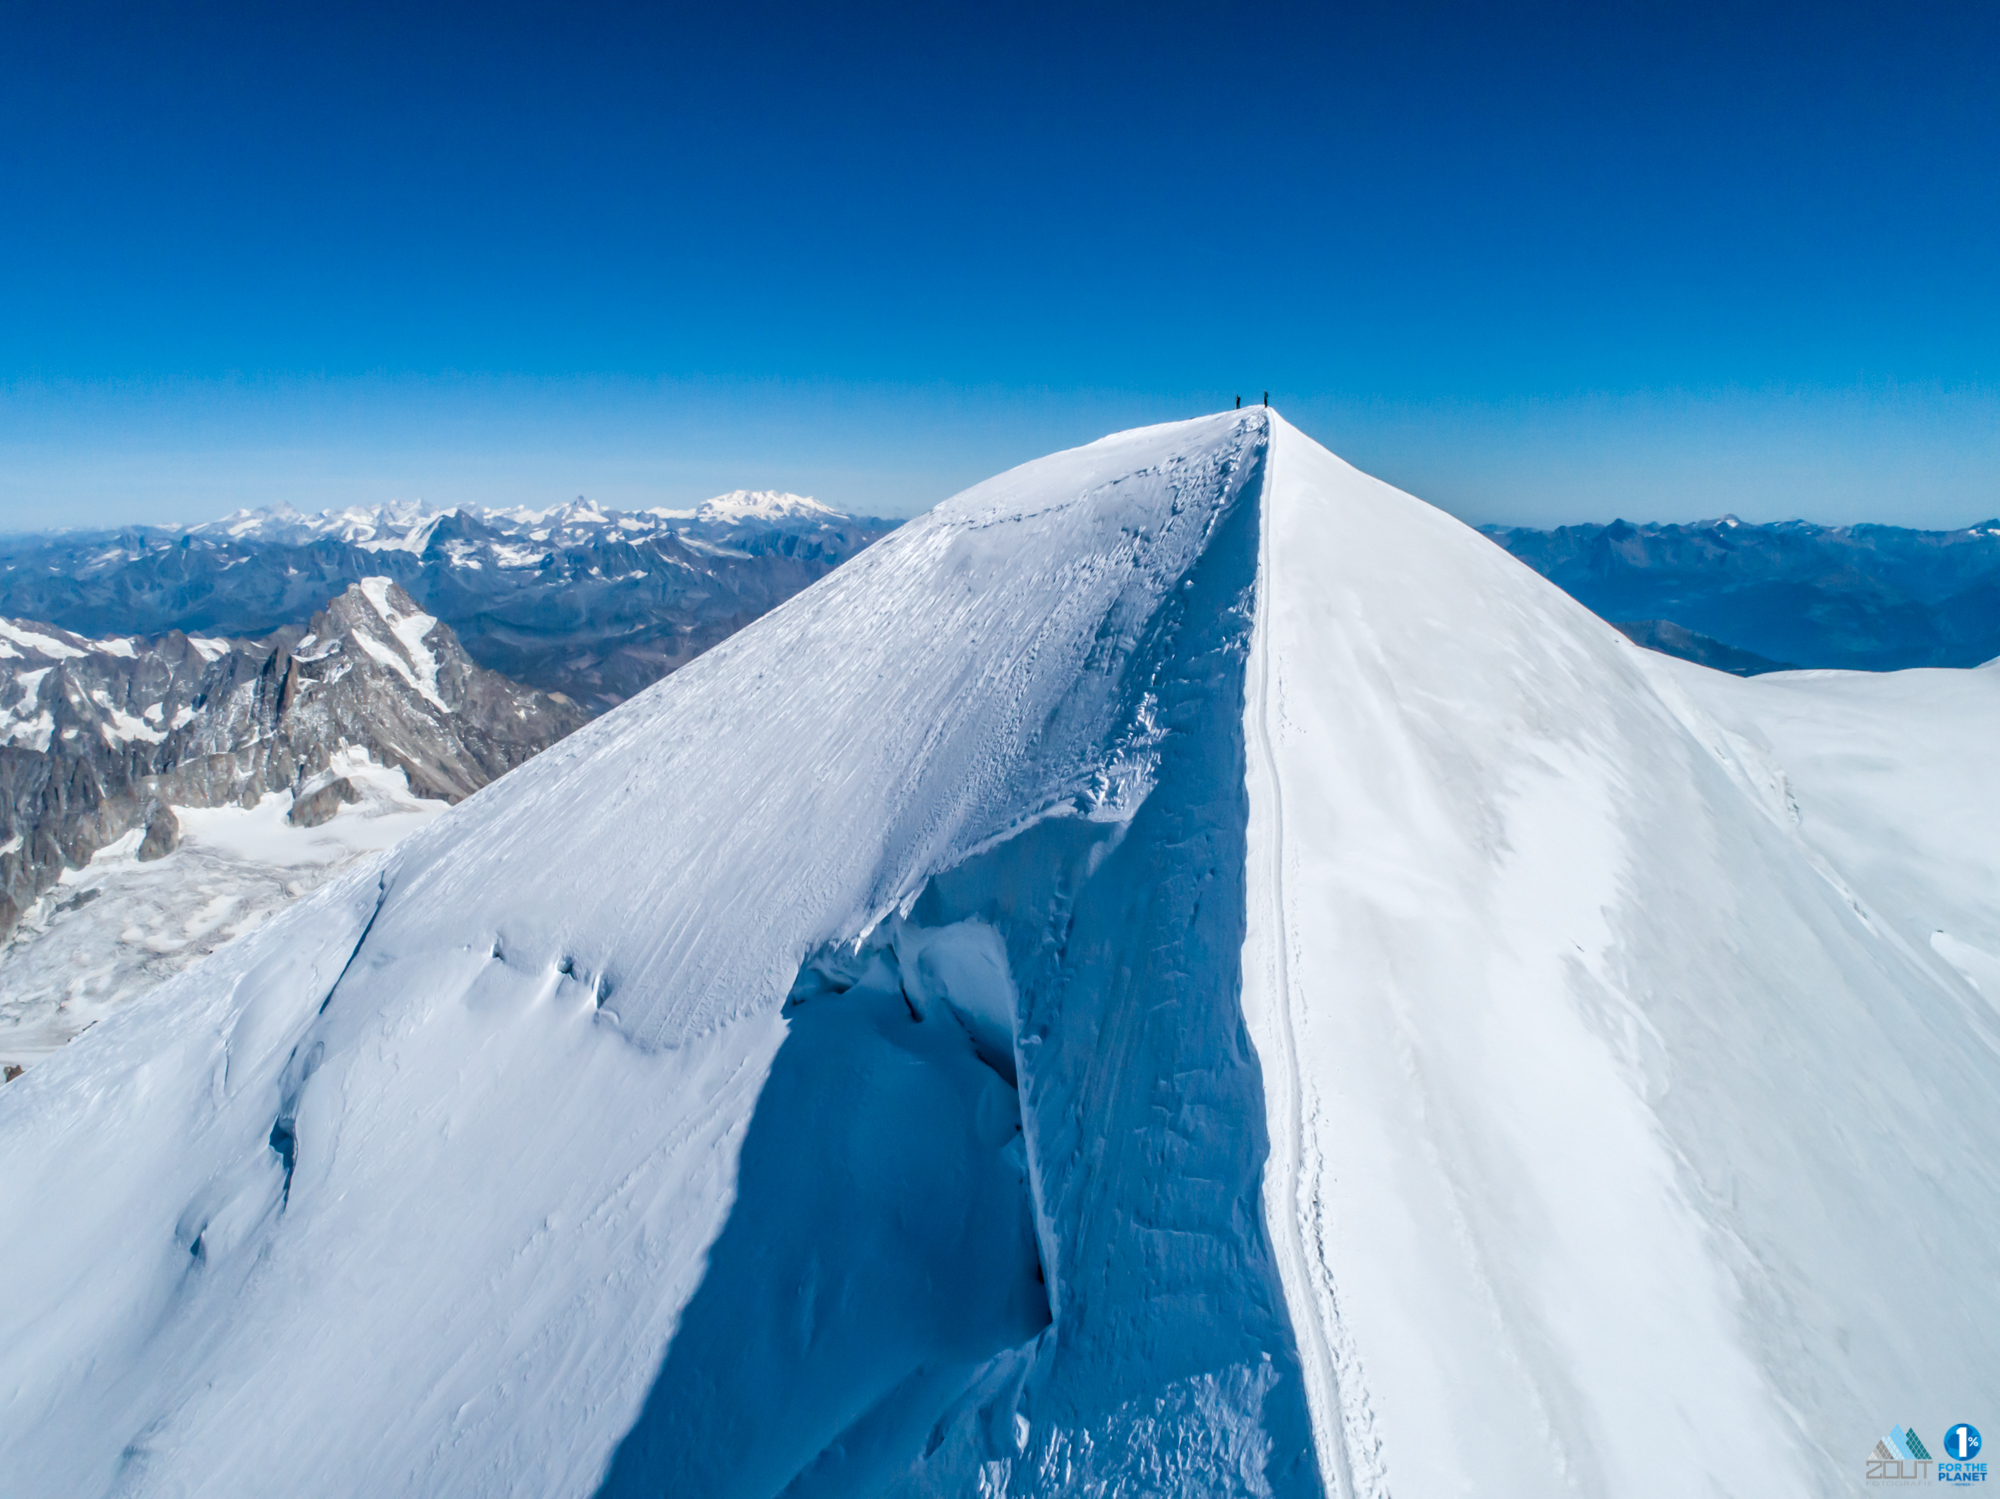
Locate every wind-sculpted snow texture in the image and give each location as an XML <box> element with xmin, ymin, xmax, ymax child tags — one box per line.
<box><xmin>595</xmin><ymin>417</ymin><xmax>1319</xmax><ymax>1496</ymax></box>
<box><xmin>1</xmin><ymin>411</ymin><xmax>1995</xmax><ymax>1499</ymax></box>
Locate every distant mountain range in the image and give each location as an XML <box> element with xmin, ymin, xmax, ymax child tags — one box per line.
<box><xmin>0</xmin><ymin>492</ymin><xmax>899</xmax><ymax>712</ymax></box>
<box><xmin>1483</xmin><ymin>515</ymin><xmax>2000</xmax><ymax>674</ymax></box>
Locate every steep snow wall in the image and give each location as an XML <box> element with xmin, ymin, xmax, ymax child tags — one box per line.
<box><xmin>593</xmin><ymin>428</ymin><xmax>1319</xmax><ymax>1496</ymax></box>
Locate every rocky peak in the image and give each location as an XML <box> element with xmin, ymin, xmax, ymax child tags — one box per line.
<box><xmin>0</xmin><ymin>578</ymin><xmax>584</xmax><ymax>934</ymax></box>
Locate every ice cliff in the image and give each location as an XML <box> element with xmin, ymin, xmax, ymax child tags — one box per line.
<box><xmin>0</xmin><ymin>411</ymin><xmax>1993</xmax><ymax>1497</ymax></box>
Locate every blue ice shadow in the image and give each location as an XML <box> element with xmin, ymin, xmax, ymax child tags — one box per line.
<box><xmin>592</xmin><ymin>981</ymin><xmax>1049</xmax><ymax>1499</ymax></box>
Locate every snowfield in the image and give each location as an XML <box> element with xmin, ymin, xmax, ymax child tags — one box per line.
<box><xmin>0</xmin><ymin>411</ymin><xmax>1992</xmax><ymax>1498</ymax></box>
<box><xmin>0</xmin><ymin>749</ymin><xmax>449</xmax><ymax>1069</ymax></box>
<box><xmin>1243</xmin><ymin>426</ymin><xmax>1998</xmax><ymax>1496</ymax></box>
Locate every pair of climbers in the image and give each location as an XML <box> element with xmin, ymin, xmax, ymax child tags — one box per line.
<box><xmin>1233</xmin><ymin>392</ymin><xmax>1269</xmax><ymax>409</ymax></box>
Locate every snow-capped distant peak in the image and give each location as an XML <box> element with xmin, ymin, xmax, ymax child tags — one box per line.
<box><xmin>171</xmin><ymin>491</ymin><xmax>859</xmax><ymax>549</ymax></box>
<box><xmin>183</xmin><ymin>500</ymin><xmax>452</xmax><ymax>549</ymax></box>
<box><xmin>693</xmin><ymin>489</ymin><xmax>842</xmax><ymax>525</ymax></box>
<box><xmin>548</xmin><ymin>497</ymin><xmax>612</xmax><ymax>526</ymax></box>
<box><xmin>185</xmin><ymin>503</ymin><xmax>308</xmax><ymax>540</ymax></box>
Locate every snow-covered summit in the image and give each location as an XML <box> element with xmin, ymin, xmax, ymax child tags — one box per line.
<box><xmin>690</xmin><ymin>489</ymin><xmax>842</xmax><ymax>525</ymax></box>
<box><xmin>0</xmin><ymin>411</ymin><xmax>1992</xmax><ymax>1498</ymax></box>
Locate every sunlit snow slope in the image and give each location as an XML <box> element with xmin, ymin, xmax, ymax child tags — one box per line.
<box><xmin>0</xmin><ymin>411</ymin><xmax>1992</xmax><ymax>1499</ymax></box>
<box><xmin>1242</xmin><ymin>425</ymin><xmax>1998</xmax><ymax>1497</ymax></box>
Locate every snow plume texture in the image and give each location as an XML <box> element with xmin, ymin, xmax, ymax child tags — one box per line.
<box><xmin>1</xmin><ymin>411</ymin><xmax>1994</xmax><ymax>1498</ymax></box>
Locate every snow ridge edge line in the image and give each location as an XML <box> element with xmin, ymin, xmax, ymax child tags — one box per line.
<box><xmin>1242</xmin><ymin>415</ymin><xmax>1377</xmax><ymax>1499</ymax></box>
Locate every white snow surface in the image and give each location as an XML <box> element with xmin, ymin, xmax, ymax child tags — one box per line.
<box><xmin>0</xmin><ymin>751</ymin><xmax>449</xmax><ymax>1069</ymax></box>
<box><xmin>691</xmin><ymin>488</ymin><xmax>842</xmax><ymax>524</ymax></box>
<box><xmin>0</xmin><ymin>411</ymin><xmax>1993</xmax><ymax>1498</ymax></box>
<box><xmin>0</xmin><ymin>620</ymin><xmax>86</xmax><ymax>659</ymax></box>
<box><xmin>1242</xmin><ymin>428</ymin><xmax>1997</xmax><ymax>1497</ymax></box>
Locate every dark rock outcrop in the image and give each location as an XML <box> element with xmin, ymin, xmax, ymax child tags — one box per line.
<box><xmin>288</xmin><ymin>776</ymin><xmax>361</xmax><ymax>828</ymax></box>
<box><xmin>0</xmin><ymin>579</ymin><xmax>585</xmax><ymax>933</ymax></box>
<box><xmin>136</xmin><ymin>802</ymin><xmax>180</xmax><ymax>861</ymax></box>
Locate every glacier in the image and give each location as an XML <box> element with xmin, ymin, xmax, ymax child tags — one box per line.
<box><xmin>0</xmin><ymin>410</ymin><xmax>1993</xmax><ymax>1497</ymax></box>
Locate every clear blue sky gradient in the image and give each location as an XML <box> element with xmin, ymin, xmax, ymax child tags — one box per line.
<box><xmin>3</xmin><ymin>1</ymin><xmax>1996</xmax><ymax>527</ymax></box>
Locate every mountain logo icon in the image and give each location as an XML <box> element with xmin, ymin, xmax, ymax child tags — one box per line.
<box><xmin>1867</xmin><ymin>1425</ymin><xmax>1935</xmax><ymax>1482</ymax></box>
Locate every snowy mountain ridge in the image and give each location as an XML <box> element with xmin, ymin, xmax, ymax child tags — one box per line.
<box><xmin>0</xmin><ymin>412</ymin><xmax>1991</xmax><ymax>1498</ymax></box>
<box><xmin>688</xmin><ymin>488</ymin><xmax>846</xmax><ymax>524</ymax></box>
<box><xmin>185</xmin><ymin>489</ymin><xmax>855</xmax><ymax>549</ymax></box>
<box><xmin>0</xmin><ymin>494</ymin><xmax>898</xmax><ymax>711</ymax></box>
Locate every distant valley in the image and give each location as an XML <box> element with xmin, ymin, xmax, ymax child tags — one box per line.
<box><xmin>1484</xmin><ymin>514</ymin><xmax>2000</xmax><ymax>674</ymax></box>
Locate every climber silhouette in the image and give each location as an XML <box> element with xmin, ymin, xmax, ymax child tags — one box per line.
<box><xmin>1235</xmin><ymin>395</ymin><xmax>1241</xmax><ymax>409</ymax></box>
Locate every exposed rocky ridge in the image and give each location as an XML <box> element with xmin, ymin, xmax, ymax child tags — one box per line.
<box><xmin>0</xmin><ymin>580</ymin><xmax>582</xmax><ymax>932</ymax></box>
<box><xmin>0</xmin><ymin>494</ymin><xmax>899</xmax><ymax>712</ymax></box>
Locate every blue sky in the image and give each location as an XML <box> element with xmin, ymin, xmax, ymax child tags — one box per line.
<box><xmin>3</xmin><ymin>1</ymin><xmax>1995</xmax><ymax>527</ymax></box>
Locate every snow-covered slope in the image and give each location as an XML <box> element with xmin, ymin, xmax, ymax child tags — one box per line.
<box><xmin>0</xmin><ymin>412</ymin><xmax>1991</xmax><ymax>1498</ymax></box>
<box><xmin>1242</xmin><ymin>428</ymin><xmax>1998</xmax><ymax>1496</ymax></box>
